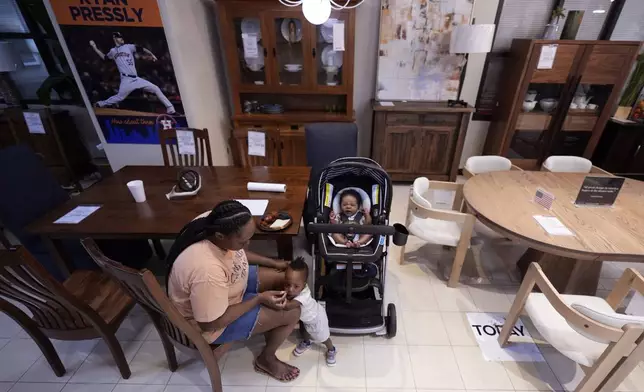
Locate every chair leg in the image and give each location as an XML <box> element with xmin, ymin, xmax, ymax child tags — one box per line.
<box><xmin>102</xmin><ymin>333</ymin><xmax>131</xmax><ymax>379</ymax></box>
<box><xmin>448</xmin><ymin>239</ymin><xmax>469</xmax><ymax>287</ymax></box>
<box><xmin>598</xmin><ymin>337</ymin><xmax>644</xmax><ymax>392</ymax></box>
<box><xmin>498</xmin><ymin>266</ymin><xmax>536</xmax><ymax>347</ymax></box>
<box><xmin>0</xmin><ymin>302</ymin><xmax>65</xmax><ymax>377</ymax></box>
<box><xmin>148</xmin><ymin>315</ymin><xmax>178</xmax><ymax>371</ymax></box>
<box><xmin>202</xmin><ymin>351</ymin><xmax>223</xmax><ymax>392</ymax></box>
<box><xmin>152</xmin><ymin>239</ymin><xmax>167</xmax><ymax>260</ymax></box>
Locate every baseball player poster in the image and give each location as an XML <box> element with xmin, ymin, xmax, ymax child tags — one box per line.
<box><xmin>50</xmin><ymin>0</ymin><xmax>187</xmax><ymax>144</ymax></box>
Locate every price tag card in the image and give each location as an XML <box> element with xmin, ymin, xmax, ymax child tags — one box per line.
<box><xmin>333</xmin><ymin>22</ymin><xmax>345</xmax><ymax>51</ymax></box>
<box><xmin>537</xmin><ymin>44</ymin><xmax>557</xmax><ymax>69</ymax></box>
<box><xmin>23</xmin><ymin>112</ymin><xmax>46</xmax><ymax>134</ymax></box>
<box><xmin>242</xmin><ymin>33</ymin><xmax>258</xmax><ymax>58</ymax></box>
<box><xmin>176</xmin><ymin>129</ymin><xmax>196</xmax><ymax>156</ymax></box>
<box><xmin>248</xmin><ymin>130</ymin><xmax>266</xmax><ymax>157</ymax></box>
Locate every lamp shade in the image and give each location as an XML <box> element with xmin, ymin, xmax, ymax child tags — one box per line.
<box><xmin>0</xmin><ymin>42</ymin><xmax>21</xmax><ymax>72</ymax></box>
<box><xmin>449</xmin><ymin>24</ymin><xmax>495</xmax><ymax>54</ymax></box>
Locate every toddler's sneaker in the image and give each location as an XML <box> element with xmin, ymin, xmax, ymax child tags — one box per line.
<box><xmin>293</xmin><ymin>340</ymin><xmax>312</xmax><ymax>356</ymax></box>
<box><xmin>325</xmin><ymin>346</ymin><xmax>337</xmax><ymax>366</ymax></box>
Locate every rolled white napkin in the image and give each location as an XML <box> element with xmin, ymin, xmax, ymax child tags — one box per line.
<box><xmin>247</xmin><ymin>182</ymin><xmax>287</xmax><ymax>193</ymax></box>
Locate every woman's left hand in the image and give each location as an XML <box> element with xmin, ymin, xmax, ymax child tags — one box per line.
<box><xmin>272</xmin><ymin>259</ymin><xmax>290</xmax><ymax>271</ymax></box>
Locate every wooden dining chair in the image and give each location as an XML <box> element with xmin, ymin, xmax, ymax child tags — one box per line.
<box><xmin>541</xmin><ymin>156</ymin><xmax>612</xmax><ymax>175</ymax></box>
<box><xmin>81</xmin><ymin>238</ymin><xmax>227</xmax><ymax>392</ymax></box>
<box><xmin>159</xmin><ymin>128</ymin><xmax>213</xmax><ymax>167</ymax></box>
<box><xmin>403</xmin><ymin>177</ymin><xmax>478</xmax><ymax>287</ymax></box>
<box><xmin>0</xmin><ymin>246</ymin><xmax>134</xmax><ymax>378</ymax></box>
<box><xmin>500</xmin><ymin>262</ymin><xmax>644</xmax><ymax>392</ymax></box>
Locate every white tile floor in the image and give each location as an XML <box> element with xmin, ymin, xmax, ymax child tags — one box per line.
<box><xmin>2</xmin><ymin>184</ymin><xmax>644</xmax><ymax>392</ymax></box>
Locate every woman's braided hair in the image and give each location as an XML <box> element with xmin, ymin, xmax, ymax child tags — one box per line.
<box><xmin>165</xmin><ymin>200</ymin><xmax>252</xmax><ymax>287</ymax></box>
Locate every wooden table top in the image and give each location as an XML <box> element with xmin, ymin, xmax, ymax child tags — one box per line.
<box><xmin>28</xmin><ymin>166</ymin><xmax>311</xmax><ymax>239</ymax></box>
<box><xmin>463</xmin><ymin>171</ymin><xmax>644</xmax><ymax>261</ymax></box>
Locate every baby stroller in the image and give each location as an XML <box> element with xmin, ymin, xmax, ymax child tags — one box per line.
<box><xmin>307</xmin><ymin>157</ymin><xmax>408</xmax><ymax>338</ymax></box>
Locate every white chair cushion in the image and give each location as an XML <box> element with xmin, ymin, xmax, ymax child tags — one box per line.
<box><xmin>408</xmin><ymin>214</ymin><xmax>462</xmax><ymax>247</ymax></box>
<box><xmin>465</xmin><ymin>156</ymin><xmax>512</xmax><ymax>174</ymax></box>
<box><xmin>542</xmin><ymin>156</ymin><xmax>593</xmax><ymax>173</ymax></box>
<box><xmin>571</xmin><ymin>303</ymin><xmax>644</xmax><ymax>343</ymax></box>
<box><xmin>525</xmin><ymin>293</ymin><xmax>611</xmax><ymax>367</ymax></box>
<box><xmin>412</xmin><ymin>177</ymin><xmax>432</xmax><ymax>209</ymax></box>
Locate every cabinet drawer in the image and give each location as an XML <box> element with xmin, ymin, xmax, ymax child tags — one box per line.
<box><xmin>386</xmin><ymin>113</ymin><xmax>459</xmax><ymax>126</ymax></box>
<box><xmin>562</xmin><ymin>115</ymin><xmax>597</xmax><ymax>131</ymax></box>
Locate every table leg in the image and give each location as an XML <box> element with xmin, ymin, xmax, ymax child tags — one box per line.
<box><xmin>516</xmin><ymin>248</ymin><xmax>600</xmax><ymax>295</ymax></box>
<box><xmin>276</xmin><ymin>237</ymin><xmax>293</xmax><ymax>260</ymax></box>
<box><xmin>42</xmin><ymin>237</ymin><xmax>72</xmax><ymax>278</ymax></box>
<box><xmin>152</xmin><ymin>239</ymin><xmax>167</xmax><ymax>260</ymax></box>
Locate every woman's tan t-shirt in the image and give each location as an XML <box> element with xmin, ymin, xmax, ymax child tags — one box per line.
<box><xmin>168</xmin><ymin>240</ymin><xmax>249</xmax><ymax>343</ymax></box>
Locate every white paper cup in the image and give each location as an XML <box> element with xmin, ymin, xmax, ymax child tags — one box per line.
<box><xmin>127</xmin><ymin>180</ymin><xmax>146</xmax><ymax>203</ymax></box>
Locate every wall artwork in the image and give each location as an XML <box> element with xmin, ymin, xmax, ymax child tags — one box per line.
<box><xmin>376</xmin><ymin>0</ymin><xmax>474</xmax><ymax>101</ymax></box>
<box><xmin>50</xmin><ymin>0</ymin><xmax>187</xmax><ymax>144</ymax></box>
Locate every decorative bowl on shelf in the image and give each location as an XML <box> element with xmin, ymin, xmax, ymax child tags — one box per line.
<box><xmin>284</xmin><ymin>64</ymin><xmax>302</xmax><ymax>72</ymax></box>
<box><xmin>522</xmin><ymin>101</ymin><xmax>537</xmax><ymax>112</ymax></box>
<box><xmin>539</xmin><ymin>98</ymin><xmax>558</xmax><ymax>113</ymax></box>
<box><xmin>248</xmin><ymin>63</ymin><xmax>263</xmax><ymax>72</ymax></box>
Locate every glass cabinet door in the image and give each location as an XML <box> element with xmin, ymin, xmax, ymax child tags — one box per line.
<box><xmin>313</xmin><ymin>13</ymin><xmax>349</xmax><ymax>90</ymax></box>
<box><xmin>228</xmin><ymin>15</ymin><xmax>269</xmax><ymax>87</ymax></box>
<box><xmin>268</xmin><ymin>13</ymin><xmax>310</xmax><ymax>87</ymax></box>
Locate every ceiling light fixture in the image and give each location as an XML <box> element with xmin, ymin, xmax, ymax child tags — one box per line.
<box><xmin>592</xmin><ymin>9</ymin><xmax>606</xmax><ymax>13</ymax></box>
<box><xmin>279</xmin><ymin>0</ymin><xmax>365</xmax><ymax>25</ymax></box>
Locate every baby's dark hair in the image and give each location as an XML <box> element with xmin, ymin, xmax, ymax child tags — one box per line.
<box><xmin>288</xmin><ymin>256</ymin><xmax>309</xmax><ymax>278</ymax></box>
<box><xmin>340</xmin><ymin>189</ymin><xmax>362</xmax><ymax>205</ymax></box>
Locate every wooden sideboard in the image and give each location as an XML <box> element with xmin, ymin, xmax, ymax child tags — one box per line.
<box><xmin>371</xmin><ymin>101</ymin><xmax>473</xmax><ymax>182</ymax></box>
<box><xmin>216</xmin><ymin>0</ymin><xmax>356</xmax><ymax>167</ymax></box>
<box><xmin>484</xmin><ymin>39</ymin><xmax>641</xmax><ymax>170</ymax></box>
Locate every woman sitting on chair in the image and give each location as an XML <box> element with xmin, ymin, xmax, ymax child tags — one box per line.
<box><xmin>166</xmin><ymin>200</ymin><xmax>301</xmax><ymax>382</ymax></box>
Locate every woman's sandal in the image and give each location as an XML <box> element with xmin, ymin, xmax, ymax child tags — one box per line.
<box><xmin>253</xmin><ymin>359</ymin><xmax>300</xmax><ymax>382</ymax></box>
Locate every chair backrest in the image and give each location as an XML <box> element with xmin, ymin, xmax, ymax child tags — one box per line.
<box><xmin>159</xmin><ymin>128</ymin><xmax>213</xmax><ymax>167</ymax></box>
<box><xmin>81</xmin><ymin>238</ymin><xmax>206</xmax><ymax>351</ymax></box>
<box><xmin>412</xmin><ymin>177</ymin><xmax>433</xmax><ymax>209</ymax></box>
<box><xmin>305</xmin><ymin>122</ymin><xmax>358</xmax><ymax>176</ymax></box>
<box><xmin>542</xmin><ymin>156</ymin><xmax>592</xmax><ymax>173</ymax></box>
<box><xmin>465</xmin><ymin>156</ymin><xmax>512</xmax><ymax>175</ymax></box>
<box><xmin>0</xmin><ymin>247</ymin><xmax>96</xmax><ymax>331</ymax></box>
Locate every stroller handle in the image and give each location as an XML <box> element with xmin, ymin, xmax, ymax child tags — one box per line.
<box><xmin>307</xmin><ymin>223</ymin><xmax>408</xmax><ymax>246</ymax></box>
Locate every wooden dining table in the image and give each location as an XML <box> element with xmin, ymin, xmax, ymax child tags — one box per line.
<box><xmin>463</xmin><ymin>171</ymin><xmax>644</xmax><ymax>295</ymax></box>
<box><xmin>27</xmin><ymin>165</ymin><xmax>311</xmax><ymax>275</ymax></box>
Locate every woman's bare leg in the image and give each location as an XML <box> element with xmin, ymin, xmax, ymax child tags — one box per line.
<box><xmin>252</xmin><ymin>306</ymin><xmax>301</xmax><ymax>380</ymax></box>
<box><xmin>258</xmin><ymin>266</ymin><xmax>286</xmax><ymax>292</ymax></box>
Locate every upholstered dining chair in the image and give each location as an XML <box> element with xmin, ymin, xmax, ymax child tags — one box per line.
<box><xmin>403</xmin><ymin>177</ymin><xmax>479</xmax><ymax>287</ymax></box>
<box><xmin>463</xmin><ymin>155</ymin><xmax>522</xmax><ymax>179</ymax></box>
<box><xmin>159</xmin><ymin>128</ymin><xmax>213</xmax><ymax>167</ymax></box>
<box><xmin>0</xmin><ymin>246</ymin><xmax>134</xmax><ymax>378</ymax></box>
<box><xmin>500</xmin><ymin>262</ymin><xmax>644</xmax><ymax>392</ymax></box>
<box><xmin>81</xmin><ymin>238</ymin><xmax>227</xmax><ymax>392</ymax></box>
<box><xmin>542</xmin><ymin>155</ymin><xmax>612</xmax><ymax>175</ymax></box>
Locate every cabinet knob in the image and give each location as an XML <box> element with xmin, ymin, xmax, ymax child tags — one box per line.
<box><xmin>312</xmin><ymin>48</ymin><xmax>316</xmax><ymax>58</ymax></box>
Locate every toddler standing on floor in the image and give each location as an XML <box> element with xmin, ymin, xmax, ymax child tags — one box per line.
<box><xmin>283</xmin><ymin>257</ymin><xmax>337</xmax><ymax>366</ymax></box>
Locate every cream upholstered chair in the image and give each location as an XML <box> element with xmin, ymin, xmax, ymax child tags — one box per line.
<box><xmin>500</xmin><ymin>263</ymin><xmax>644</xmax><ymax>392</ymax></box>
<box><xmin>542</xmin><ymin>156</ymin><xmax>611</xmax><ymax>175</ymax></box>
<box><xmin>463</xmin><ymin>155</ymin><xmax>522</xmax><ymax>179</ymax></box>
<box><xmin>403</xmin><ymin>177</ymin><xmax>476</xmax><ymax>287</ymax></box>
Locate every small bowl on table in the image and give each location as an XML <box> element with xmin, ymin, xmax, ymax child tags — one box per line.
<box><xmin>539</xmin><ymin>98</ymin><xmax>558</xmax><ymax>113</ymax></box>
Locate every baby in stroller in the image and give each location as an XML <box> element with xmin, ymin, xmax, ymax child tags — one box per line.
<box><xmin>283</xmin><ymin>257</ymin><xmax>337</xmax><ymax>366</ymax></box>
<box><xmin>330</xmin><ymin>189</ymin><xmax>373</xmax><ymax>248</ymax></box>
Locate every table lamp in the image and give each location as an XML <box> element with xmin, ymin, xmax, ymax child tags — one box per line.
<box><xmin>0</xmin><ymin>41</ymin><xmax>23</xmax><ymax>106</ymax></box>
<box><xmin>448</xmin><ymin>24</ymin><xmax>495</xmax><ymax>108</ymax></box>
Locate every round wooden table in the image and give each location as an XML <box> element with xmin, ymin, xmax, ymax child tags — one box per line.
<box><xmin>463</xmin><ymin>171</ymin><xmax>644</xmax><ymax>295</ymax></box>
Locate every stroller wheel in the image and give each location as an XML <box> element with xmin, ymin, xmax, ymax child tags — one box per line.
<box><xmin>386</xmin><ymin>303</ymin><xmax>397</xmax><ymax>338</ymax></box>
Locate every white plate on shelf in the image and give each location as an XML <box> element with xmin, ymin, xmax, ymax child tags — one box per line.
<box><xmin>320</xmin><ymin>18</ymin><xmax>338</xmax><ymax>43</ymax></box>
<box><xmin>321</xmin><ymin>45</ymin><xmax>343</xmax><ymax>67</ymax></box>
<box><xmin>241</xmin><ymin>18</ymin><xmax>261</xmax><ymax>41</ymax></box>
<box><xmin>281</xmin><ymin>18</ymin><xmax>303</xmax><ymax>43</ymax></box>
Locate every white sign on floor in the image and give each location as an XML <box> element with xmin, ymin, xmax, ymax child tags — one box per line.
<box><xmin>466</xmin><ymin>312</ymin><xmax>545</xmax><ymax>362</ymax></box>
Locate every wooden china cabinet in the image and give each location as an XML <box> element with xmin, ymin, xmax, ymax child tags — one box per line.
<box><xmin>484</xmin><ymin>39</ymin><xmax>641</xmax><ymax>170</ymax></box>
<box><xmin>216</xmin><ymin>0</ymin><xmax>355</xmax><ymax>167</ymax></box>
